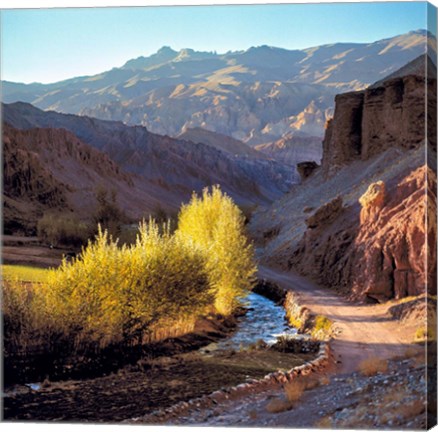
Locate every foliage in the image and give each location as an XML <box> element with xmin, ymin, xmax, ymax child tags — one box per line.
<box><xmin>3</xmin><ymin>189</ymin><xmax>256</xmax><ymax>364</ymax></box>
<box><xmin>37</xmin><ymin>212</ymin><xmax>91</xmax><ymax>247</ymax></box>
<box><xmin>265</xmin><ymin>377</ymin><xmax>312</xmax><ymax>413</ymax></box>
<box><xmin>93</xmin><ymin>186</ymin><xmax>127</xmax><ymax>235</ymax></box>
<box><xmin>311</xmin><ymin>315</ymin><xmax>333</xmax><ymax>339</ymax></box>
<box><xmin>177</xmin><ymin>185</ymin><xmax>256</xmax><ymax>315</ymax></box>
<box><xmin>414</xmin><ymin>326</ymin><xmax>436</xmax><ymax>342</ymax></box>
<box><xmin>43</xmin><ymin>222</ymin><xmax>213</xmax><ymax>347</ymax></box>
<box><xmin>2</xmin><ymin>265</ymin><xmax>49</xmax><ymax>283</ymax></box>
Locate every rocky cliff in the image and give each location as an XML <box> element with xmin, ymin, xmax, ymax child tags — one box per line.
<box><xmin>250</xmin><ymin>58</ymin><xmax>437</xmax><ymax>302</ymax></box>
<box><xmin>322</xmin><ymin>58</ymin><xmax>437</xmax><ymax>177</ymax></box>
<box><xmin>289</xmin><ymin>166</ymin><xmax>436</xmax><ymax>301</ymax></box>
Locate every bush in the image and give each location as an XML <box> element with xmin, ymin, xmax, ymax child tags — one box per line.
<box><xmin>358</xmin><ymin>357</ymin><xmax>388</xmax><ymax>376</ymax></box>
<box><xmin>4</xmin><ymin>190</ymin><xmax>257</xmax><ymax>368</ymax></box>
<box><xmin>37</xmin><ymin>213</ymin><xmax>91</xmax><ymax>247</ymax></box>
<box><xmin>311</xmin><ymin>315</ymin><xmax>333</xmax><ymax>339</ymax></box>
<box><xmin>43</xmin><ymin>222</ymin><xmax>213</xmax><ymax>347</ymax></box>
<box><xmin>177</xmin><ymin>186</ymin><xmax>256</xmax><ymax>315</ymax></box>
<box><xmin>265</xmin><ymin>378</ymin><xmax>309</xmax><ymax>413</ymax></box>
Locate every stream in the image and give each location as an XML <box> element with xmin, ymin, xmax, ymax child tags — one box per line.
<box><xmin>212</xmin><ymin>292</ymin><xmax>296</xmax><ymax>351</ymax></box>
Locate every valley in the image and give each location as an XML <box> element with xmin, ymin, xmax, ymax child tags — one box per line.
<box><xmin>1</xmin><ymin>20</ymin><xmax>437</xmax><ymax>430</ymax></box>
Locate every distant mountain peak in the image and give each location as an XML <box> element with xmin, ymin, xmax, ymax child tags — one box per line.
<box><xmin>157</xmin><ymin>45</ymin><xmax>177</xmax><ymax>55</ymax></box>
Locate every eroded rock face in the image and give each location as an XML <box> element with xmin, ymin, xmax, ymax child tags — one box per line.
<box><xmin>353</xmin><ymin>166</ymin><xmax>436</xmax><ymax>301</ymax></box>
<box><xmin>322</xmin><ymin>75</ymin><xmax>437</xmax><ymax>177</ymax></box>
<box><xmin>290</xmin><ymin>166</ymin><xmax>436</xmax><ymax>302</ymax></box>
<box><xmin>305</xmin><ymin>196</ymin><xmax>343</xmax><ymax>229</ymax></box>
<box><xmin>359</xmin><ymin>181</ymin><xmax>386</xmax><ymax>224</ymax></box>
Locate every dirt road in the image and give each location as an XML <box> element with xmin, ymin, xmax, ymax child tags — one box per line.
<box><xmin>259</xmin><ymin>265</ymin><xmax>414</xmax><ymax>373</ymax></box>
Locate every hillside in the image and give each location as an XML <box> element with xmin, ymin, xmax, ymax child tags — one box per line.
<box><xmin>3</xmin><ymin>30</ymin><xmax>434</xmax><ymax>145</ymax></box>
<box><xmin>3</xmin><ymin>102</ymin><xmax>298</xmax><ymax>221</ymax></box>
<box><xmin>255</xmin><ymin>134</ymin><xmax>323</xmax><ymax>167</ymax></box>
<box><xmin>2</xmin><ymin>124</ymin><xmax>172</xmax><ymax>234</ymax></box>
<box><xmin>250</xmin><ymin>55</ymin><xmax>437</xmax><ymax>302</ymax></box>
<box><xmin>177</xmin><ymin>127</ymin><xmax>264</xmax><ymax>159</ymax></box>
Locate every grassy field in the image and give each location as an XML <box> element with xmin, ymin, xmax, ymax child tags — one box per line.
<box><xmin>2</xmin><ymin>264</ymin><xmax>49</xmax><ymax>283</ymax></box>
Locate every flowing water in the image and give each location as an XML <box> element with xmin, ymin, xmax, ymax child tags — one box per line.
<box><xmin>212</xmin><ymin>292</ymin><xmax>297</xmax><ymax>351</ymax></box>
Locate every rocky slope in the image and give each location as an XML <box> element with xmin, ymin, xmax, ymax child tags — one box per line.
<box><xmin>177</xmin><ymin>127</ymin><xmax>264</xmax><ymax>159</ymax></box>
<box><xmin>250</xmin><ymin>56</ymin><xmax>437</xmax><ymax>302</ymax></box>
<box><xmin>255</xmin><ymin>133</ymin><xmax>323</xmax><ymax>167</ymax></box>
<box><xmin>2</xmin><ymin>124</ymin><xmax>170</xmax><ymax>234</ymax></box>
<box><xmin>3</xmin><ymin>30</ymin><xmax>434</xmax><ymax>145</ymax></box>
<box><xmin>3</xmin><ymin>102</ymin><xmax>297</xmax><ymax>220</ymax></box>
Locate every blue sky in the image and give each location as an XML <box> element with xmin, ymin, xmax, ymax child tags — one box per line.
<box><xmin>1</xmin><ymin>1</ymin><xmax>435</xmax><ymax>84</ymax></box>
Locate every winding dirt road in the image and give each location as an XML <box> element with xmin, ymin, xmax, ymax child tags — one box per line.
<box><xmin>259</xmin><ymin>266</ymin><xmax>414</xmax><ymax>373</ymax></box>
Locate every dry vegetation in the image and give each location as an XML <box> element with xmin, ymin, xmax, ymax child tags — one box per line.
<box><xmin>358</xmin><ymin>357</ymin><xmax>388</xmax><ymax>376</ymax></box>
<box><xmin>266</xmin><ymin>374</ymin><xmax>330</xmax><ymax>414</ymax></box>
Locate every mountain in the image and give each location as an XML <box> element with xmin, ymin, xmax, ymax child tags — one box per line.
<box><xmin>3</xmin><ymin>123</ymin><xmax>171</xmax><ymax>234</ymax></box>
<box><xmin>3</xmin><ymin>30</ymin><xmax>434</xmax><ymax>145</ymax></box>
<box><xmin>370</xmin><ymin>52</ymin><xmax>437</xmax><ymax>88</ymax></box>
<box><xmin>249</xmin><ymin>53</ymin><xmax>437</xmax><ymax>302</ymax></box>
<box><xmin>177</xmin><ymin>127</ymin><xmax>264</xmax><ymax>158</ymax></box>
<box><xmin>255</xmin><ymin>134</ymin><xmax>323</xmax><ymax>167</ymax></box>
<box><xmin>3</xmin><ymin>102</ymin><xmax>297</xmax><ymax>219</ymax></box>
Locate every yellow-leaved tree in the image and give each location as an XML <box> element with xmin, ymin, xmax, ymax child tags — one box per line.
<box><xmin>177</xmin><ymin>186</ymin><xmax>256</xmax><ymax>315</ymax></box>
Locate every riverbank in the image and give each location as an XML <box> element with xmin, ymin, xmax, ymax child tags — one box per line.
<box><xmin>167</xmin><ymin>355</ymin><xmax>433</xmax><ymax>429</ymax></box>
<box><xmin>3</xmin><ymin>292</ymin><xmax>317</xmax><ymax>422</ymax></box>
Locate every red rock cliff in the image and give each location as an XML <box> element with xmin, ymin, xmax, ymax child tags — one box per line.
<box><xmin>322</xmin><ymin>74</ymin><xmax>437</xmax><ymax>177</ymax></box>
<box><xmin>289</xmin><ymin>65</ymin><xmax>437</xmax><ymax>301</ymax></box>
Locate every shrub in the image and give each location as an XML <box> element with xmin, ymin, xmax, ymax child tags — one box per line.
<box><xmin>265</xmin><ymin>398</ymin><xmax>293</xmax><ymax>413</ymax></box>
<box><xmin>358</xmin><ymin>357</ymin><xmax>388</xmax><ymax>376</ymax></box>
<box><xmin>43</xmin><ymin>222</ymin><xmax>214</xmax><ymax>347</ymax></box>
<box><xmin>414</xmin><ymin>326</ymin><xmax>436</xmax><ymax>342</ymax></box>
<box><xmin>37</xmin><ymin>213</ymin><xmax>91</xmax><ymax>246</ymax></box>
<box><xmin>177</xmin><ymin>185</ymin><xmax>256</xmax><ymax>315</ymax></box>
<box><xmin>311</xmin><ymin>315</ymin><xmax>333</xmax><ymax>339</ymax></box>
<box><xmin>284</xmin><ymin>378</ymin><xmax>307</xmax><ymax>402</ymax></box>
<box><xmin>265</xmin><ymin>378</ymin><xmax>307</xmax><ymax>413</ymax></box>
<box><xmin>4</xmin><ymin>190</ymin><xmax>257</xmax><ymax>370</ymax></box>
<box><xmin>93</xmin><ymin>187</ymin><xmax>127</xmax><ymax>235</ymax></box>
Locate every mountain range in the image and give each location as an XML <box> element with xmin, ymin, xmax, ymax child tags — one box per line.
<box><xmin>3</xmin><ymin>30</ymin><xmax>435</xmax><ymax>145</ymax></box>
<box><xmin>2</xmin><ymin>102</ymin><xmax>297</xmax><ymax>233</ymax></box>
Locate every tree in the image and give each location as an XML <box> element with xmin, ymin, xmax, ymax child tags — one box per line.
<box><xmin>93</xmin><ymin>186</ymin><xmax>126</xmax><ymax>235</ymax></box>
<box><xmin>177</xmin><ymin>186</ymin><xmax>256</xmax><ymax>315</ymax></box>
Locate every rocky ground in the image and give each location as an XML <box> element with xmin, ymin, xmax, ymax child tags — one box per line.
<box><xmin>166</xmin><ymin>354</ymin><xmax>434</xmax><ymax>429</ymax></box>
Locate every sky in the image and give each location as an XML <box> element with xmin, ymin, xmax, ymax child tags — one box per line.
<box><xmin>1</xmin><ymin>0</ymin><xmax>436</xmax><ymax>84</ymax></box>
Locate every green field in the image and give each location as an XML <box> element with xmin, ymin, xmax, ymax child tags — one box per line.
<box><xmin>1</xmin><ymin>265</ymin><xmax>49</xmax><ymax>283</ymax></box>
